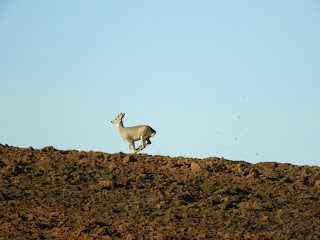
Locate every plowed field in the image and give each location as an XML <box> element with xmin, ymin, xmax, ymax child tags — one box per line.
<box><xmin>0</xmin><ymin>144</ymin><xmax>320</xmax><ymax>239</ymax></box>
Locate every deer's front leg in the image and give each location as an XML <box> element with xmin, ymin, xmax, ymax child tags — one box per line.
<box><xmin>129</xmin><ymin>141</ymin><xmax>136</xmax><ymax>150</ymax></box>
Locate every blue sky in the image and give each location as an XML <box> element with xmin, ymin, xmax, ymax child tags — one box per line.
<box><xmin>1</xmin><ymin>1</ymin><xmax>319</xmax><ymax>166</ymax></box>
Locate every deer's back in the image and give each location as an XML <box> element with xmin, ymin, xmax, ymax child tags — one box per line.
<box><xmin>121</xmin><ymin>125</ymin><xmax>156</xmax><ymax>141</ymax></box>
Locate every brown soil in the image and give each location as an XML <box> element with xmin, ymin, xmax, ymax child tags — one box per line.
<box><xmin>0</xmin><ymin>144</ymin><xmax>320</xmax><ymax>239</ymax></box>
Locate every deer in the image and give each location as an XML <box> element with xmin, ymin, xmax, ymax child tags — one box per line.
<box><xmin>111</xmin><ymin>113</ymin><xmax>156</xmax><ymax>154</ymax></box>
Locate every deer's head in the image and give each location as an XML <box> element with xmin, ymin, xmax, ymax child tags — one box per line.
<box><xmin>111</xmin><ymin>113</ymin><xmax>125</xmax><ymax>125</ymax></box>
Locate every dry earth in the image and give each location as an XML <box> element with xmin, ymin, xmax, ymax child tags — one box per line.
<box><xmin>0</xmin><ymin>144</ymin><xmax>320</xmax><ymax>239</ymax></box>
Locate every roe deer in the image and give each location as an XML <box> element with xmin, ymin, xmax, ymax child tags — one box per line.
<box><xmin>111</xmin><ymin>113</ymin><xmax>156</xmax><ymax>154</ymax></box>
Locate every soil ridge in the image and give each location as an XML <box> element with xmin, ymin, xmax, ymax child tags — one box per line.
<box><xmin>0</xmin><ymin>144</ymin><xmax>319</xmax><ymax>239</ymax></box>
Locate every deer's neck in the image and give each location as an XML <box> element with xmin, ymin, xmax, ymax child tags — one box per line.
<box><xmin>117</xmin><ymin>121</ymin><xmax>126</xmax><ymax>133</ymax></box>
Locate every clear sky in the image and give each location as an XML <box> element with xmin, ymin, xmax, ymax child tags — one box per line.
<box><xmin>1</xmin><ymin>1</ymin><xmax>319</xmax><ymax>166</ymax></box>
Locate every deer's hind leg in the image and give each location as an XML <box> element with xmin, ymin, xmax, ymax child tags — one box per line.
<box><xmin>141</xmin><ymin>136</ymin><xmax>148</xmax><ymax>149</ymax></box>
<box><xmin>136</xmin><ymin>136</ymin><xmax>146</xmax><ymax>152</ymax></box>
<box><xmin>130</xmin><ymin>141</ymin><xmax>141</xmax><ymax>154</ymax></box>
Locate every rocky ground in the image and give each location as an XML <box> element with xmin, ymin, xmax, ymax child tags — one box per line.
<box><xmin>0</xmin><ymin>144</ymin><xmax>320</xmax><ymax>239</ymax></box>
